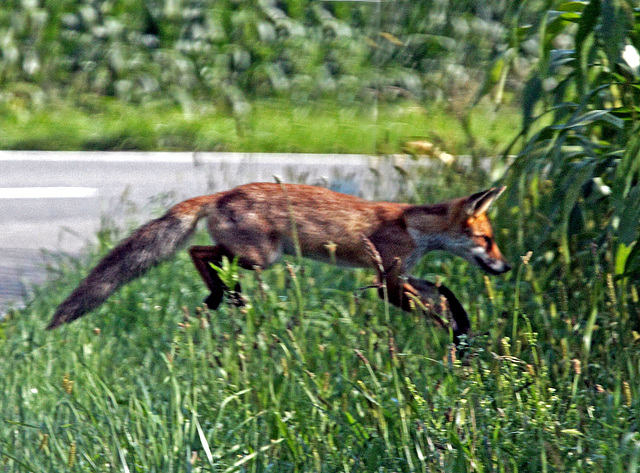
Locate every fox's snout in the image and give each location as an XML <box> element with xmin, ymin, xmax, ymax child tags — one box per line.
<box><xmin>469</xmin><ymin>242</ymin><xmax>511</xmax><ymax>275</ymax></box>
<box><xmin>474</xmin><ymin>255</ymin><xmax>511</xmax><ymax>275</ymax></box>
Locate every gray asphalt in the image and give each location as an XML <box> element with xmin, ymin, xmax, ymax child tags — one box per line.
<box><xmin>0</xmin><ymin>151</ymin><xmax>405</xmax><ymax>312</ymax></box>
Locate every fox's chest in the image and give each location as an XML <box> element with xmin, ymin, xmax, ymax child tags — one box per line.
<box><xmin>404</xmin><ymin>229</ymin><xmax>448</xmax><ymax>270</ymax></box>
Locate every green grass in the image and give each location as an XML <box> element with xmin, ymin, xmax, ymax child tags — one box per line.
<box><xmin>2</xmin><ymin>169</ymin><xmax>639</xmax><ymax>471</ymax></box>
<box><xmin>0</xmin><ymin>96</ymin><xmax>519</xmax><ymax>155</ymax></box>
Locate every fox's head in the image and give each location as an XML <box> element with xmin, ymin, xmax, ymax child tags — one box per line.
<box><xmin>405</xmin><ymin>186</ymin><xmax>511</xmax><ymax>275</ymax></box>
<box><xmin>457</xmin><ymin>186</ymin><xmax>511</xmax><ymax>275</ymax></box>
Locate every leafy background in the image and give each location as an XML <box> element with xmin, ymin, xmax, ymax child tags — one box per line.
<box><xmin>0</xmin><ymin>0</ymin><xmax>532</xmax><ymax>105</ymax></box>
<box><xmin>0</xmin><ymin>0</ymin><xmax>533</xmax><ymax>152</ymax></box>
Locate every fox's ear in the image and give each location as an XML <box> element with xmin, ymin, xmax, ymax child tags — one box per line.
<box><xmin>464</xmin><ymin>186</ymin><xmax>506</xmax><ymax>217</ymax></box>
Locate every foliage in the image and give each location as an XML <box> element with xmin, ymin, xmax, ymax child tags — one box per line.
<box><xmin>2</xmin><ymin>166</ymin><xmax>640</xmax><ymax>471</ymax></box>
<box><xmin>497</xmin><ymin>1</ymin><xmax>640</xmax><ymax>308</ymax></box>
<box><xmin>0</xmin><ymin>0</ymin><xmax>532</xmax><ymax>111</ymax></box>
<box><xmin>374</xmin><ymin>0</ymin><xmax>545</xmax><ymax>103</ymax></box>
<box><xmin>0</xmin><ymin>0</ymin><xmax>539</xmax><ymax>153</ymax></box>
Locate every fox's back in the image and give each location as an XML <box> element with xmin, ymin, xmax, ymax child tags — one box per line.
<box><xmin>205</xmin><ymin>183</ymin><xmax>411</xmax><ymax>267</ymax></box>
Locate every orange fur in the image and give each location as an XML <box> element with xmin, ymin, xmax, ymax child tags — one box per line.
<box><xmin>48</xmin><ymin>183</ymin><xmax>510</xmax><ymax>339</ymax></box>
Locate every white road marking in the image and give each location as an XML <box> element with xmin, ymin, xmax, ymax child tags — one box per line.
<box><xmin>0</xmin><ymin>150</ymin><xmax>371</xmax><ymax>165</ymax></box>
<box><xmin>0</xmin><ymin>187</ymin><xmax>99</xmax><ymax>199</ymax></box>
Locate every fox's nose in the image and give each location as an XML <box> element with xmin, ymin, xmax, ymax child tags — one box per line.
<box><xmin>502</xmin><ymin>261</ymin><xmax>512</xmax><ymax>273</ymax></box>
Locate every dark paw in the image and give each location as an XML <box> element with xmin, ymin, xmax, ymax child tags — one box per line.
<box><xmin>204</xmin><ymin>290</ymin><xmax>223</xmax><ymax>310</ymax></box>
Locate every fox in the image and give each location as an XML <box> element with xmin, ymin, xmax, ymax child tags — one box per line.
<box><xmin>46</xmin><ymin>183</ymin><xmax>510</xmax><ymax>339</ymax></box>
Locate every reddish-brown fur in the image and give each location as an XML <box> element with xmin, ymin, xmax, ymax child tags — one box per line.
<box><xmin>48</xmin><ymin>183</ymin><xmax>510</xmax><ymax>339</ymax></box>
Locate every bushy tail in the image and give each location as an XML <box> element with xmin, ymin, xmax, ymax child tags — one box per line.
<box><xmin>47</xmin><ymin>199</ymin><xmax>209</xmax><ymax>329</ymax></box>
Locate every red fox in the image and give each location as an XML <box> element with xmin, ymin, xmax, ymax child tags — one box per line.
<box><xmin>47</xmin><ymin>183</ymin><xmax>510</xmax><ymax>338</ymax></box>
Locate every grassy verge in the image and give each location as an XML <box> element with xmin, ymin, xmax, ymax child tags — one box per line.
<box><xmin>0</xmin><ymin>96</ymin><xmax>519</xmax><ymax>155</ymax></box>
<box><xmin>1</xmin><ymin>167</ymin><xmax>639</xmax><ymax>471</ymax></box>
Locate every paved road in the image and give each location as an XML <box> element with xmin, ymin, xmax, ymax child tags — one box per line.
<box><xmin>0</xmin><ymin>151</ymin><xmax>405</xmax><ymax>312</ymax></box>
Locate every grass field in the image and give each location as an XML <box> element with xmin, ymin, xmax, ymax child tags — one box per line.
<box><xmin>0</xmin><ymin>97</ymin><xmax>518</xmax><ymax>156</ymax></box>
<box><xmin>1</xmin><ymin>166</ymin><xmax>639</xmax><ymax>472</ymax></box>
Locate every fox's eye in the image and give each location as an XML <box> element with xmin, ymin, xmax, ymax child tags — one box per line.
<box><xmin>473</xmin><ymin>234</ymin><xmax>492</xmax><ymax>249</ymax></box>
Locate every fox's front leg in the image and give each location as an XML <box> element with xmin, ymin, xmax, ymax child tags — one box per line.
<box><xmin>379</xmin><ymin>269</ymin><xmax>470</xmax><ymax>340</ymax></box>
<box><xmin>406</xmin><ymin>277</ymin><xmax>470</xmax><ymax>338</ymax></box>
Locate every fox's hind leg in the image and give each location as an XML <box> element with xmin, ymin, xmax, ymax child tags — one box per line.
<box><xmin>189</xmin><ymin>239</ymin><xmax>282</xmax><ymax>309</ymax></box>
<box><xmin>189</xmin><ymin>245</ymin><xmax>243</xmax><ymax>309</ymax></box>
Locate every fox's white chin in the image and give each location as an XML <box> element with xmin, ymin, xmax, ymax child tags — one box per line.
<box><xmin>473</xmin><ymin>255</ymin><xmax>511</xmax><ymax>275</ymax></box>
